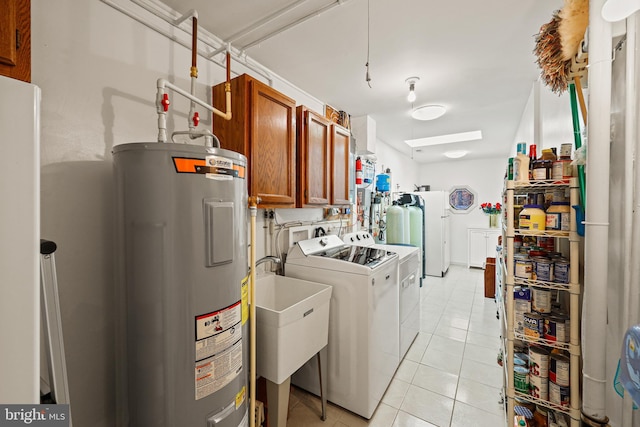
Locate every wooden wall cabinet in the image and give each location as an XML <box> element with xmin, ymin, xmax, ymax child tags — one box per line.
<box><xmin>295</xmin><ymin>107</ymin><xmax>351</xmax><ymax>207</ymax></box>
<box><xmin>212</xmin><ymin>74</ymin><xmax>296</xmax><ymax>208</ymax></box>
<box><xmin>330</xmin><ymin>123</ymin><xmax>351</xmax><ymax>206</ymax></box>
<box><xmin>0</xmin><ymin>0</ymin><xmax>31</xmax><ymax>83</ymax></box>
<box><xmin>296</xmin><ymin>106</ymin><xmax>330</xmax><ymax>207</ymax></box>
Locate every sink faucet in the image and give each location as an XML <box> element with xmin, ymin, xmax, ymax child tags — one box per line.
<box><xmin>254</xmin><ymin>256</ymin><xmax>282</xmax><ymax>274</ymax></box>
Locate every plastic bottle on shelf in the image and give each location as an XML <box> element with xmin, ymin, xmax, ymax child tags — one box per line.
<box><xmin>528</xmin><ymin>144</ymin><xmax>537</xmax><ymax>181</ymax></box>
<box><xmin>513</xmin><ymin>142</ymin><xmax>530</xmax><ymax>182</ymax></box>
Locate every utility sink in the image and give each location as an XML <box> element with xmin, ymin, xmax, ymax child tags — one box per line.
<box><xmin>255</xmin><ymin>274</ymin><xmax>332</xmax><ymax>385</ymax></box>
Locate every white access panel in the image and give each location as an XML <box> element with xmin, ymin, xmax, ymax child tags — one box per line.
<box><xmin>0</xmin><ymin>76</ymin><xmax>41</xmax><ymax>403</ymax></box>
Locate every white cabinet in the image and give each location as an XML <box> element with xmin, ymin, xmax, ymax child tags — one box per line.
<box><xmin>467</xmin><ymin>228</ymin><xmax>501</xmax><ymax>268</ymax></box>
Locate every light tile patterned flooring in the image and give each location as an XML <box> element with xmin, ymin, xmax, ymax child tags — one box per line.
<box><xmin>285</xmin><ymin>265</ymin><xmax>507</xmax><ymax>427</ymax></box>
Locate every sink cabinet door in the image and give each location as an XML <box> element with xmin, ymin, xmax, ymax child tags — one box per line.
<box><xmin>330</xmin><ymin>123</ymin><xmax>350</xmax><ymax>206</ymax></box>
<box><xmin>296</xmin><ymin>106</ymin><xmax>330</xmax><ymax>207</ymax></box>
<box><xmin>212</xmin><ymin>74</ymin><xmax>296</xmax><ymax>208</ymax></box>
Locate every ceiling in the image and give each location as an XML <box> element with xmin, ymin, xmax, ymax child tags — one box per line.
<box><xmin>160</xmin><ymin>0</ymin><xmax>563</xmax><ymax>163</ymax></box>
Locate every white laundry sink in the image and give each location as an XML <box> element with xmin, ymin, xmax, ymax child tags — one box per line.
<box><xmin>255</xmin><ymin>274</ymin><xmax>332</xmax><ymax>385</ymax></box>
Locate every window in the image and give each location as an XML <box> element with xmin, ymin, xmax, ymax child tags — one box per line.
<box><xmin>448</xmin><ymin>186</ymin><xmax>477</xmax><ymax>213</ymax></box>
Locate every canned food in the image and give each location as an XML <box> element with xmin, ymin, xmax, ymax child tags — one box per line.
<box><xmin>549</xmin><ymin>380</ymin><xmax>570</xmax><ymax>407</ymax></box>
<box><xmin>514</xmin><ymin>365</ymin><xmax>530</xmax><ymax>393</ymax></box>
<box><xmin>554</xmin><ymin>258</ymin><xmax>570</xmax><ymax>284</ymax></box>
<box><xmin>532</xmin><ymin>288</ymin><xmax>552</xmax><ymax>314</ymax></box>
<box><xmin>544</xmin><ymin>315</ymin><xmax>570</xmax><ymax>343</ymax></box>
<box><xmin>552</xmin><ymin>159</ymin><xmax>572</xmax><ymax>180</ymax></box>
<box><xmin>529</xmin><ymin>345</ymin><xmax>550</xmax><ymax>377</ymax></box>
<box><xmin>533</xmin><ymin>257</ymin><xmax>554</xmax><ymax>282</ymax></box>
<box><xmin>514</xmin><ymin>287</ymin><xmax>531</xmax><ymax>300</ymax></box>
<box><xmin>524</xmin><ymin>312</ymin><xmax>545</xmax><ymax>339</ymax></box>
<box><xmin>514</xmin><ymin>235</ymin><xmax>523</xmax><ymax>251</ymax></box>
<box><xmin>550</xmin><ymin>354</ymin><xmax>570</xmax><ymax>386</ymax></box>
<box><xmin>515</xmin><ymin>257</ymin><xmax>533</xmax><ymax>279</ymax></box>
<box><xmin>537</xmin><ymin>236</ymin><xmax>555</xmax><ymax>252</ymax></box>
<box><xmin>514</xmin><ymin>353</ymin><xmax>529</xmax><ymax>368</ymax></box>
<box><xmin>547</xmin><ymin>251</ymin><xmax>563</xmax><ymax>259</ymax></box>
<box><xmin>515</xmin><ymin>299</ymin><xmax>531</xmax><ymax>333</ymax></box>
<box><xmin>530</xmin><ymin>374</ymin><xmax>549</xmax><ymax>400</ymax></box>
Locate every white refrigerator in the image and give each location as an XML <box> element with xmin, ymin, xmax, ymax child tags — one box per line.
<box><xmin>0</xmin><ymin>75</ymin><xmax>41</xmax><ymax>403</ymax></box>
<box><xmin>413</xmin><ymin>191</ymin><xmax>451</xmax><ymax>277</ymax></box>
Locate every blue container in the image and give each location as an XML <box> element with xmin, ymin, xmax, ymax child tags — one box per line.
<box><xmin>376</xmin><ymin>173</ymin><xmax>390</xmax><ymax>192</ymax></box>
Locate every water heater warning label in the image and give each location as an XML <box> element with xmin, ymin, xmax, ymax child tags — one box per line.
<box><xmin>195</xmin><ymin>339</ymin><xmax>243</xmax><ymax>400</ymax></box>
<box><xmin>195</xmin><ymin>302</ymin><xmax>242</xmax><ymax>361</ymax></box>
<box><xmin>194</xmin><ymin>303</ymin><xmax>243</xmax><ymax>400</ymax></box>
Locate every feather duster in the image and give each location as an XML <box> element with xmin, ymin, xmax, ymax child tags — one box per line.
<box><xmin>558</xmin><ymin>0</ymin><xmax>589</xmax><ymax>61</ymax></box>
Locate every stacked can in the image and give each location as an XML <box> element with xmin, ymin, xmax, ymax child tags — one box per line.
<box><xmin>528</xmin><ymin>346</ymin><xmax>549</xmax><ymax>400</ymax></box>
<box><xmin>549</xmin><ymin>354</ymin><xmax>571</xmax><ymax>407</ymax></box>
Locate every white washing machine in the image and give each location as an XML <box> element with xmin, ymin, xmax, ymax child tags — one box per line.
<box><xmin>285</xmin><ymin>235</ymin><xmax>399</xmax><ymax>419</ymax></box>
<box><xmin>343</xmin><ymin>231</ymin><xmax>420</xmax><ymax>359</ymax></box>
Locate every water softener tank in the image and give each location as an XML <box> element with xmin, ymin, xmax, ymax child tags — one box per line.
<box><xmin>402</xmin><ymin>206</ymin><xmax>411</xmax><ymax>244</ymax></box>
<box><xmin>408</xmin><ymin>206</ymin><xmax>423</xmax><ymax>250</ymax></box>
<box><xmin>386</xmin><ymin>202</ymin><xmax>406</xmax><ymax>244</ymax></box>
<box><xmin>113</xmin><ymin>143</ymin><xmax>249</xmax><ymax>427</ymax></box>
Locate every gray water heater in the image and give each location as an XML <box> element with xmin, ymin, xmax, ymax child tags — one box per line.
<box><xmin>113</xmin><ymin>142</ymin><xmax>249</xmax><ymax>427</ymax></box>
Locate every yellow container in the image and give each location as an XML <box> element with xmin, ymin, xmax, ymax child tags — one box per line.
<box><xmin>519</xmin><ymin>204</ymin><xmax>546</xmax><ymax>231</ymax></box>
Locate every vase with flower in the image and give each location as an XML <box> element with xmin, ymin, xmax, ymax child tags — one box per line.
<box><xmin>480</xmin><ymin>202</ymin><xmax>502</xmax><ymax>228</ymax></box>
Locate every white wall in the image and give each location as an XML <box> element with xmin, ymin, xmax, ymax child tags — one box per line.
<box><xmin>31</xmin><ymin>1</ymin><xmax>325</xmax><ymax>424</ymax></box>
<box><xmin>418</xmin><ymin>157</ymin><xmax>506</xmax><ymax>265</ymax></box>
<box><xmin>374</xmin><ymin>138</ymin><xmax>420</xmax><ymax>194</ymax></box>
<box><xmin>511</xmin><ymin>80</ymin><xmax>576</xmax><ymax>157</ymax></box>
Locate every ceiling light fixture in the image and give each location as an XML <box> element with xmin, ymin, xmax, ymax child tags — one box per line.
<box><xmin>404</xmin><ymin>130</ymin><xmax>483</xmax><ymax>148</ymax></box>
<box><xmin>406</xmin><ymin>77</ymin><xmax>419</xmax><ymax>103</ymax></box>
<box><xmin>411</xmin><ymin>105</ymin><xmax>447</xmax><ymax>121</ymax></box>
<box><xmin>444</xmin><ymin>150</ymin><xmax>469</xmax><ymax>159</ymax></box>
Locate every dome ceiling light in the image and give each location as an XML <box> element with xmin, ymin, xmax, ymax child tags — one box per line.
<box><xmin>411</xmin><ymin>105</ymin><xmax>447</xmax><ymax>121</ymax></box>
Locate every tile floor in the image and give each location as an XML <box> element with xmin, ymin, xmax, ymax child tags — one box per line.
<box><xmin>285</xmin><ymin>265</ymin><xmax>507</xmax><ymax>427</ymax></box>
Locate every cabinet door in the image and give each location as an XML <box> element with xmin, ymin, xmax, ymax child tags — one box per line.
<box><xmin>249</xmin><ymin>80</ymin><xmax>296</xmax><ymax>206</ymax></box>
<box><xmin>468</xmin><ymin>229</ymin><xmax>487</xmax><ymax>268</ymax></box>
<box><xmin>297</xmin><ymin>107</ymin><xmax>330</xmax><ymax>207</ymax></box>
<box><xmin>330</xmin><ymin>124</ymin><xmax>350</xmax><ymax>206</ymax></box>
<box><xmin>0</xmin><ymin>0</ymin><xmax>30</xmax><ymax>82</ymax></box>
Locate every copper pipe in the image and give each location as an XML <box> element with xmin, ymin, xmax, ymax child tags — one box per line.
<box><xmin>226</xmin><ymin>51</ymin><xmax>231</xmax><ymax>84</ymax></box>
<box><xmin>191</xmin><ymin>16</ymin><xmax>198</xmax><ymax>70</ymax></box>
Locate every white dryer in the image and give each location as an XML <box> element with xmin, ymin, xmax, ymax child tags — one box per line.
<box><xmin>343</xmin><ymin>231</ymin><xmax>420</xmax><ymax>359</ymax></box>
<box><xmin>285</xmin><ymin>235</ymin><xmax>399</xmax><ymax>419</ymax></box>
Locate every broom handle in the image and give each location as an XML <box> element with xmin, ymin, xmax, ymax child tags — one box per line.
<box><xmin>569</xmin><ymin>82</ymin><xmax>587</xmax><ymax>208</ymax></box>
<box><xmin>573</xmin><ymin>76</ymin><xmax>588</xmax><ymax>126</ymax></box>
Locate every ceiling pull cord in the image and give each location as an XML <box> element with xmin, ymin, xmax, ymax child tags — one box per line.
<box><xmin>365</xmin><ymin>0</ymin><xmax>372</xmax><ymax>88</ymax></box>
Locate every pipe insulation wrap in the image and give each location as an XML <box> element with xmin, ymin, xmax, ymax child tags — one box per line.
<box><xmin>582</xmin><ymin>0</ymin><xmax>612</xmax><ymax>421</ymax></box>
